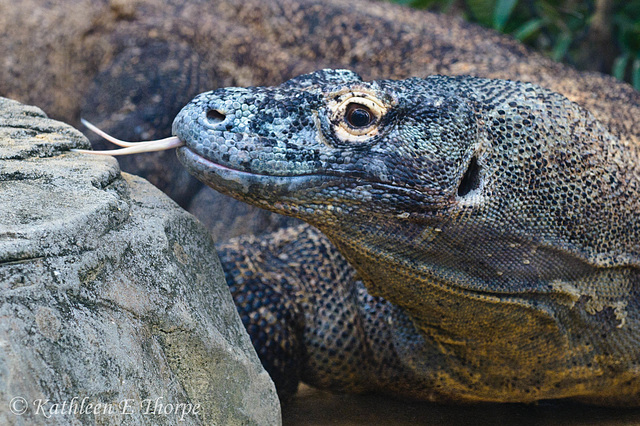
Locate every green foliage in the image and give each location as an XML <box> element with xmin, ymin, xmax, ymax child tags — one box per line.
<box><xmin>392</xmin><ymin>0</ymin><xmax>640</xmax><ymax>91</ymax></box>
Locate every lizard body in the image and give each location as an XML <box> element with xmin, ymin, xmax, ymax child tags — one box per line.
<box><xmin>171</xmin><ymin>69</ymin><xmax>640</xmax><ymax>405</ymax></box>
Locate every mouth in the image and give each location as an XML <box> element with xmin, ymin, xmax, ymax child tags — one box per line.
<box><xmin>176</xmin><ymin>145</ymin><xmax>338</xmax><ymax>198</ymax></box>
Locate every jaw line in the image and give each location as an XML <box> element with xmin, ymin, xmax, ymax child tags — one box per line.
<box><xmin>176</xmin><ymin>146</ymin><xmax>336</xmax><ymax>197</ymax></box>
<box><xmin>176</xmin><ymin>145</ymin><xmax>445</xmax><ymax>213</ymax></box>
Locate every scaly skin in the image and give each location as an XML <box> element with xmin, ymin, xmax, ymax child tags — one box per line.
<box><xmin>172</xmin><ymin>69</ymin><xmax>640</xmax><ymax>405</ymax></box>
<box><xmin>4</xmin><ymin>0</ymin><xmax>640</xmax><ymax>243</ymax></box>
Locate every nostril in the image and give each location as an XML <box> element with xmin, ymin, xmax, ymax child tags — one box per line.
<box><xmin>206</xmin><ymin>109</ymin><xmax>226</xmax><ymax>124</ymax></box>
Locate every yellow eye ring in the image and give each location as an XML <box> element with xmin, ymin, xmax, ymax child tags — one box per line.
<box><xmin>329</xmin><ymin>92</ymin><xmax>389</xmax><ymax>141</ymax></box>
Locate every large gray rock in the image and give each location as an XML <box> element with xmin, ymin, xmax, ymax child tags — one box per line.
<box><xmin>0</xmin><ymin>97</ymin><xmax>280</xmax><ymax>425</ymax></box>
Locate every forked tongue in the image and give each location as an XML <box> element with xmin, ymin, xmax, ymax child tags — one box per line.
<box><xmin>71</xmin><ymin>119</ymin><xmax>184</xmax><ymax>155</ymax></box>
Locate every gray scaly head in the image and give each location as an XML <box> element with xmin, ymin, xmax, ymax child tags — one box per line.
<box><xmin>171</xmin><ymin>69</ymin><xmax>479</xmax><ymax>223</ymax></box>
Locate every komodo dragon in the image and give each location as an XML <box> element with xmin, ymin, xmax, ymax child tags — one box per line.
<box><xmin>80</xmin><ymin>69</ymin><xmax>640</xmax><ymax>405</ymax></box>
<box><xmin>3</xmin><ymin>0</ymin><xmax>640</xmax><ymax>242</ymax></box>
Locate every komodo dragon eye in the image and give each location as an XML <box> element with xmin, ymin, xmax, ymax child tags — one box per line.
<box><xmin>329</xmin><ymin>91</ymin><xmax>389</xmax><ymax>142</ymax></box>
<box><xmin>345</xmin><ymin>103</ymin><xmax>373</xmax><ymax>128</ymax></box>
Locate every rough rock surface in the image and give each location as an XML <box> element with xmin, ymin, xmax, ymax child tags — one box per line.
<box><xmin>0</xmin><ymin>97</ymin><xmax>280</xmax><ymax>425</ymax></box>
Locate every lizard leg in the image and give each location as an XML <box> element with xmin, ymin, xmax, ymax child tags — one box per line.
<box><xmin>217</xmin><ymin>223</ymin><xmax>380</xmax><ymax>401</ymax></box>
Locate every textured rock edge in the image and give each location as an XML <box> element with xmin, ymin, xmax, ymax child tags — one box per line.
<box><xmin>0</xmin><ymin>97</ymin><xmax>281</xmax><ymax>425</ymax></box>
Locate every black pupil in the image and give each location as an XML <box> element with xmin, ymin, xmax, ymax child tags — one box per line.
<box><xmin>347</xmin><ymin>105</ymin><xmax>372</xmax><ymax>128</ymax></box>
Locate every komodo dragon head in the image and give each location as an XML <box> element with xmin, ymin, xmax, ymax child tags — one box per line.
<box><xmin>80</xmin><ymin>69</ymin><xmax>640</xmax><ymax>403</ymax></box>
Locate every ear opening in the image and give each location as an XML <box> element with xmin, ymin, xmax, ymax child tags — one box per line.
<box><xmin>457</xmin><ymin>156</ymin><xmax>481</xmax><ymax>197</ymax></box>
